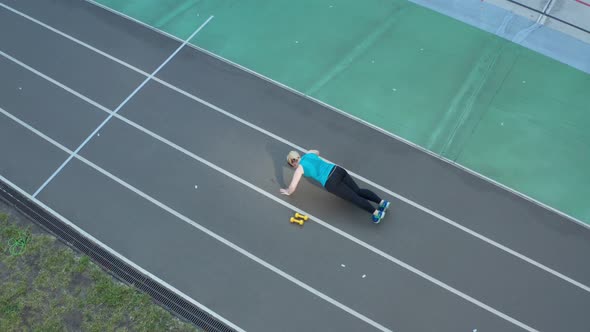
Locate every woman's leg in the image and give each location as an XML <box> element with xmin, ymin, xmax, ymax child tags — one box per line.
<box><xmin>340</xmin><ymin>169</ymin><xmax>381</xmax><ymax>204</ymax></box>
<box><xmin>325</xmin><ymin>167</ymin><xmax>376</xmax><ymax>214</ymax></box>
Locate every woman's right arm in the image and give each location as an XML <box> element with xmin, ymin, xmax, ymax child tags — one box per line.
<box><xmin>280</xmin><ymin>165</ymin><xmax>304</xmax><ymax>195</ymax></box>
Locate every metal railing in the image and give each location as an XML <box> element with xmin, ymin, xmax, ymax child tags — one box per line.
<box><xmin>507</xmin><ymin>0</ymin><xmax>590</xmax><ymax>34</ymax></box>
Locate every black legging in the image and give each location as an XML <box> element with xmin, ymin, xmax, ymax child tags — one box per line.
<box><xmin>324</xmin><ymin>166</ymin><xmax>381</xmax><ymax>214</ymax></box>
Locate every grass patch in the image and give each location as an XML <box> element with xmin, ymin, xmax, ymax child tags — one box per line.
<box><xmin>0</xmin><ymin>211</ymin><xmax>200</xmax><ymax>332</ymax></box>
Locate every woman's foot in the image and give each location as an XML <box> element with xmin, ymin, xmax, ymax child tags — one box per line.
<box><xmin>379</xmin><ymin>200</ymin><xmax>391</xmax><ymax>212</ymax></box>
<box><xmin>372</xmin><ymin>210</ymin><xmax>385</xmax><ymax>224</ymax></box>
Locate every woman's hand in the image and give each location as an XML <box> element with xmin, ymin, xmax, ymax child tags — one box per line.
<box><xmin>281</xmin><ymin>165</ymin><xmax>303</xmax><ymax>196</ymax></box>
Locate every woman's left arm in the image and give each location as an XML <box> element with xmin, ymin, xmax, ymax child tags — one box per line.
<box><xmin>280</xmin><ymin>166</ymin><xmax>304</xmax><ymax>195</ymax></box>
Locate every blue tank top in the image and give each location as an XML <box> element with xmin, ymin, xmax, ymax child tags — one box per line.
<box><xmin>299</xmin><ymin>153</ymin><xmax>335</xmax><ymax>187</ymax></box>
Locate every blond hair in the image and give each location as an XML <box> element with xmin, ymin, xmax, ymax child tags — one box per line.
<box><xmin>287</xmin><ymin>151</ymin><xmax>300</xmax><ymax>165</ymax></box>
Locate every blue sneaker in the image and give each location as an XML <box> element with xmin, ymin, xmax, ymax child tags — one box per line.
<box><xmin>372</xmin><ymin>210</ymin><xmax>385</xmax><ymax>224</ymax></box>
<box><xmin>379</xmin><ymin>200</ymin><xmax>391</xmax><ymax>212</ymax></box>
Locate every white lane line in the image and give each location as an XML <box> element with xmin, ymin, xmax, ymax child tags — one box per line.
<box><xmin>0</xmin><ymin>112</ymin><xmax>245</xmax><ymax>332</ymax></box>
<box><xmin>0</xmin><ymin>2</ymin><xmax>151</xmax><ymax>77</ymax></box>
<box><xmin>31</xmin><ymin>15</ymin><xmax>214</xmax><ymax>198</ymax></box>
<box><xmin>0</xmin><ymin>106</ymin><xmax>393</xmax><ymax>332</ymax></box>
<box><xmin>83</xmin><ymin>0</ymin><xmax>590</xmax><ymax>230</ymax></box>
<box><xmin>1</xmin><ymin>0</ymin><xmax>588</xmax><ymax>299</ymax></box>
<box><xmin>0</xmin><ymin>50</ymin><xmax>109</xmax><ymax>112</ymax></box>
<box><xmin>0</xmin><ymin>96</ymin><xmax>537</xmax><ymax>331</ymax></box>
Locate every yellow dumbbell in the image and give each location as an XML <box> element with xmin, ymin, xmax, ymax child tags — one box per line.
<box><xmin>294</xmin><ymin>213</ymin><xmax>308</xmax><ymax>221</ymax></box>
<box><xmin>290</xmin><ymin>217</ymin><xmax>304</xmax><ymax>225</ymax></box>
